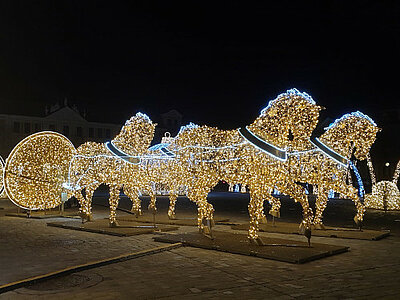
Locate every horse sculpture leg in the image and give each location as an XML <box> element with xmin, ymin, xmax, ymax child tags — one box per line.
<box><xmin>109</xmin><ymin>184</ymin><xmax>121</xmax><ymax>227</ymax></box>
<box><xmin>167</xmin><ymin>191</ymin><xmax>178</xmax><ymax>220</ymax></box>
<box><xmin>187</xmin><ymin>187</ymin><xmax>214</xmax><ymax>237</ymax></box>
<box><xmin>282</xmin><ymin>183</ymin><xmax>313</xmax><ymax>245</ymax></box>
<box><xmin>84</xmin><ymin>184</ymin><xmax>99</xmax><ymax>222</ymax></box>
<box><xmin>339</xmin><ymin>184</ymin><xmax>365</xmax><ymax>230</ymax></box>
<box><xmin>148</xmin><ymin>191</ymin><xmax>157</xmax><ymax>214</ymax></box>
<box><xmin>267</xmin><ymin>193</ymin><xmax>281</xmax><ymax>219</ymax></box>
<box><xmin>314</xmin><ymin>185</ymin><xmax>328</xmax><ymax>230</ymax></box>
<box><xmin>248</xmin><ymin>187</ymin><xmax>265</xmax><ymax>245</ymax></box>
<box><xmin>75</xmin><ymin>190</ymin><xmax>88</xmax><ymax>223</ymax></box>
<box><xmin>123</xmin><ymin>186</ymin><xmax>142</xmax><ymax>217</ymax></box>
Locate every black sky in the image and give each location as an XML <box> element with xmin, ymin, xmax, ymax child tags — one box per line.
<box><xmin>0</xmin><ymin>0</ymin><xmax>399</xmax><ymax>128</ymax></box>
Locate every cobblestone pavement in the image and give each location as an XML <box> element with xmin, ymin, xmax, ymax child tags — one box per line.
<box><xmin>1</xmin><ymin>196</ymin><xmax>400</xmax><ymax>299</ymax></box>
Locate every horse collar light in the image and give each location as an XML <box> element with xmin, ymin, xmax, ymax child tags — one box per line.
<box><xmin>310</xmin><ymin>136</ymin><xmax>348</xmax><ymax>167</ymax></box>
<box><xmin>238</xmin><ymin>126</ymin><xmax>287</xmax><ymax>161</ymax></box>
<box><xmin>105</xmin><ymin>141</ymin><xmax>141</xmax><ymax>164</ymax></box>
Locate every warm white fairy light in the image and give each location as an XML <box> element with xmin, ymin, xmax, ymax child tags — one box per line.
<box><xmin>2</xmin><ymin>89</ymin><xmax>381</xmax><ymax>246</ymax></box>
<box><xmin>67</xmin><ymin>112</ymin><xmax>156</xmax><ymax>225</ymax></box>
<box><xmin>365</xmin><ymin>158</ymin><xmax>400</xmax><ymax>210</ymax></box>
<box><xmin>366</xmin><ymin>152</ymin><xmax>376</xmax><ymax>186</ymax></box>
<box><xmin>306</xmin><ymin>112</ymin><xmax>379</xmax><ymax>227</ymax></box>
<box><xmin>154</xmin><ymin>89</ymin><xmax>324</xmax><ymax>242</ymax></box>
<box><xmin>3</xmin><ymin>131</ymin><xmax>76</xmax><ymax>210</ymax></box>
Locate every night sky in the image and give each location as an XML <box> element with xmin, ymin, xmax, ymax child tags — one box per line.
<box><xmin>0</xmin><ymin>1</ymin><xmax>399</xmax><ymax>129</ymax></box>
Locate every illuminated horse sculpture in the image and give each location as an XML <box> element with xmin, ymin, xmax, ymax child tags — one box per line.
<box><xmin>286</xmin><ymin>111</ymin><xmax>380</xmax><ymax>228</ymax></box>
<box><xmin>162</xmin><ymin>89</ymin><xmax>323</xmax><ymax>243</ymax></box>
<box><xmin>364</xmin><ymin>155</ymin><xmax>400</xmax><ymax>210</ymax></box>
<box><xmin>144</xmin><ymin>140</ymin><xmax>187</xmax><ymax>219</ymax></box>
<box><xmin>67</xmin><ymin>112</ymin><xmax>156</xmax><ymax>226</ymax></box>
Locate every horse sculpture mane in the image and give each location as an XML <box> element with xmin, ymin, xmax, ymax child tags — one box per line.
<box><xmin>248</xmin><ymin>88</ymin><xmax>323</xmax><ymax>151</ymax></box>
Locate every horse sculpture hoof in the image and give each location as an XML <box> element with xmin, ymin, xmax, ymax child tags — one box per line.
<box><xmin>168</xmin><ymin>213</ymin><xmax>177</xmax><ymax>220</ymax></box>
<box><xmin>314</xmin><ymin>223</ymin><xmax>326</xmax><ymax>230</ymax></box>
<box><xmin>80</xmin><ymin>212</ymin><xmax>92</xmax><ymax>223</ymax></box>
<box><xmin>269</xmin><ymin>210</ymin><xmax>280</xmax><ymax>218</ymax></box>
<box><xmin>109</xmin><ymin>221</ymin><xmax>119</xmax><ymax>228</ymax></box>
<box><xmin>148</xmin><ymin>205</ymin><xmax>157</xmax><ymax>214</ymax></box>
<box><xmin>131</xmin><ymin>209</ymin><xmax>142</xmax><ymax>218</ymax></box>
<box><xmin>354</xmin><ymin>216</ymin><xmax>363</xmax><ymax>231</ymax></box>
<box><xmin>249</xmin><ymin>237</ymin><xmax>265</xmax><ymax>246</ymax></box>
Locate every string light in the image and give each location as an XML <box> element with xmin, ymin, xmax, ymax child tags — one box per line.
<box><xmin>3</xmin><ymin>131</ymin><xmax>76</xmax><ymax>210</ymax></box>
<box><xmin>2</xmin><ymin>90</ymin><xmax>380</xmax><ymax>246</ymax></box>
<box><xmin>67</xmin><ymin>112</ymin><xmax>156</xmax><ymax>225</ymax></box>
<box><xmin>365</xmin><ymin>157</ymin><xmax>400</xmax><ymax>210</ymax></box>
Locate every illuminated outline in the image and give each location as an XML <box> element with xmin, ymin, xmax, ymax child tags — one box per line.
<box><xmin>3</xmin><ymin>131</ymin><xmax>75</xmax><ymax>210</ymax></box>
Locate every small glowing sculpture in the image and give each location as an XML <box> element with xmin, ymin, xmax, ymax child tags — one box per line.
<box><xmin>364</xmin><ymin>156</ymin><xmax>400</xmax><ymax>210</ymax></box>
<box><xmin>3</xmin><ymin>131</ymin><xmax>76</xmax><ymax>210</ymax></box>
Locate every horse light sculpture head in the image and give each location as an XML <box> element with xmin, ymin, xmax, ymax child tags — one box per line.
<box><xmin>249</xmin><ymin>88</ymin><xmax>324</xmax><ymax>151</ymax></box>
<box><xmin>112</xmin><ymin>112</ymin><xmax>156</xmax><ymax>155</ymax></box>
<box><xmin>323</xmin><ymin>111</ymin><xmax>380</xmax><ymax>161</ymax></box>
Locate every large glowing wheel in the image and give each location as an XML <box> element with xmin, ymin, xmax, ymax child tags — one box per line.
<box><xmin>0</xmin><ymin>155</ymin><xmax>4</xmax><ymax>195</ymax></box>
<box><xmin>4</xmin><ymin>131</ymin><xmax>76</xmax><ymax>210</ymax></box>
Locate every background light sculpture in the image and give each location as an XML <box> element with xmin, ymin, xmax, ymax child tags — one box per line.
<box><xmin>3</xmin><ymin>131</ymin><xmax>76</xmax><ymax>210</ymax></box>
<box><xmin>364</xmin><ymin>156</ymin><xmax>400</xmax><ymax>210</ymax></box>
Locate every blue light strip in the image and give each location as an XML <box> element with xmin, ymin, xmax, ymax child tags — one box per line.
<box><xmin>349</xmin><ymin>161</ymin><xmax>365</xmax><ymax>198</ymax></box>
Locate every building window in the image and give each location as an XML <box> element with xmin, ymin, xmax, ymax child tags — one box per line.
<box><xmin>97</xmin><ymin>128</ymin><xmax>103</xmax><ymax>138</ymax></box>
<box><xmin>89</xmin><ymin>128</ymin><xmax>94</xmax><ymax>138</ymax></box>
<box><xmin>13</xmin><ymin>122</ymin><xmax>20</xmax><ymax>133</ymax></box>
<box><xmin>35</xmin><ymin>123</ymin><xmax>41</xmax><ymax>131</ymax></box>
<box><xmin>24</xmin><ymin>123</ymin><xmax>31</xmax><ymax>134</ymax></box>
<box><xmin>105</xmin><ymin>128</ymin><xmax>111</xmax><ymax>138</ymax></box>
<box><xmin>76</xmin><ymin>127</ymin><xmax>83</xmax><ymax>137</ymax></box>
<box><xmin>63</xmin><ymin>125</ymin><xmax>69</xmax><ymax>136</ymax></box>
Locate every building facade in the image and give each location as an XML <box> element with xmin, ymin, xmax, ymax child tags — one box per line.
<box><xmin>0</xmin><ymin>105</ymin><xmax>122</xmax><ymax>158</ymax></box>
<box><xmin>0</xmin><ymin>104</ymin><xmax>184</xmax><ymax>159</ymax></box>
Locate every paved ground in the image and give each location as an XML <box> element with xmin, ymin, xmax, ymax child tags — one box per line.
<box><xmin>1</xmin><ymin>192</ymin><xmax>400</xmax><ymax>299</ymax></box>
